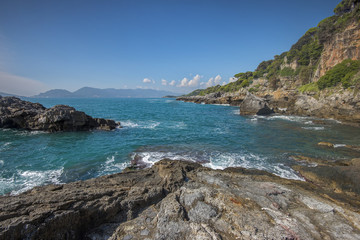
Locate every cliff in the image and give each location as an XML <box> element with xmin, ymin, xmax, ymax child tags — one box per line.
<box><xmin>1</xmin><ymin>159</ymin><xmax>360</xmax><ymax>240</ymax></box>
<box><xmin>179</xmin><ymin>0</ymin><xmax>360</xmax><ymax>126</ymax></box>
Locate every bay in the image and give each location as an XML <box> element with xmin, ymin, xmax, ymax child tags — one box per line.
<box><xmin>1</xmin><ymin>98</ymin><xmax>359</xmax><ymax>195</ymax></box>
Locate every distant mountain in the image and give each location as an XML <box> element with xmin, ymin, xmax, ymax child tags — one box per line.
<box><xmin>34</xmin><ymin>89</ymin><xmax>74</xmax><ymax>98</ymax></box>
<box><xmin>33</xmin><ymin>87</ymin><xmax>181</xmax><ymax>98</ymax></box>
<box><xmin>0</xmin><ymin>91</ymin><xmax>24</xmax><ymax>98</ymax></box>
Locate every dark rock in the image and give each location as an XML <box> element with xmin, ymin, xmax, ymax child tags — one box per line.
<box><xmin>0</xmin><ymin>96</ymin><xmax>119</xmax><ymax>132</ymax></box>
<box><xmin>239</xmin><ymin>93</ymin><xmax>274</xmax><ymax>115</ymax></box>
<box><xmin>1</xmin><ymin>159</ymin><xmax>360</xmax><ymax>239</ymax></box>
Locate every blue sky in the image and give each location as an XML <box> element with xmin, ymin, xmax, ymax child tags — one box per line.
<box><xmin>0</xmin><ymin>0</ymin><xmax>340</xmax><ymax>96</ymax></box>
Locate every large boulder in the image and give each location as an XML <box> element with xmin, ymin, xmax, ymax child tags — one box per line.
<box><xmin>239</xmin><ymin>93</ymin><xmax>274</xmax><ymax>115</ymax></box>
<box><xmin>0</xmin><ymin>96</ymin><xmax>119</xmax><ymax>132</ymax></box>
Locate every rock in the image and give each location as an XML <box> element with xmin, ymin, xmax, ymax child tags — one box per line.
<box><xmin>0</xmin><ymin>96</ymin><xmax>119</xmax><ymax>132</ymax></box>
<box><xmin>239</xmin><ymin>93</ymin><xmax>274</xmax><ymax>115</ymax></box>
<box><xmin>318</xmin><ymin>142</ymin><xmax>335</xmax><ymax>148</ymax></box>
<box><xmin>1</xmin><ymin>159</ymin><xmax>360</xmax><ymax>240</ymax></box>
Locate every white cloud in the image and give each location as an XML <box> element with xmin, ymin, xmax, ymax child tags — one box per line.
<box><xmin>161</xmin><ymin>79</ymin><xmax>167</xmax><ymax>86</ymax></box>
<box><xmin>178</xmin><ymin>77</ymin><xmax>189</xmax><ymax>87</ymax></box>
<box><xmin>205</xmin><ymin>78</ymin><xmax>214</xmax><ymax>88</ymax></box>
<box><xmin>222</xmin><ymin>82</ymin><xmax>227</xmax><ymax>86</ymax></box>
<box><xmin>177</xmin><ymin>74</ymin><xmax>202</xmax><ymax>88</ymax></box>
<box><xmin>169</xmin><ymin>80</ymin><xmax>176</xmax><ymax>86</ymax></box>
<box><xmin>143</xmin><ymin>78</ymin><xmax>152</xmax><ymax>83</ymax></box>
<box><xmin>214</xmin><ymin>75</ymin><xmax>222</xmax><ymax>85</ymax></box>
<box><xmin>0</xmin><ymin>72</ymin><xmax>47</xmax><ymax>96</ymax></box>
<box><xmin>188</xmin><ymin>74</ymin><xmax>201</xmax><ymax>87</ymax></box>
<box><xmin>229</xmin><ymin>77</ymin><xmax>237</xmax><ymax>83</ymax></box>
<box><xmin>152</xmin><ymin>80</ymin><xmax>155</xmax><ymax>84</ymax></box>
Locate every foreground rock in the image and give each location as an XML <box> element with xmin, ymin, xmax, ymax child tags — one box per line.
<box><xmin>1</xmin><ymin>160</ymin><xmax>360</xmax><ymax>240</ymax></box>
<box><xmin>0</xmin><ymin>96</ymin><xmax>119</xmax><ymax>132</ymax></box>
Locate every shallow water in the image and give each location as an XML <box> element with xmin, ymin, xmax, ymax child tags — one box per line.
<box><xmin>1</xmin><ymin>98</ymin><xmax>359</xmax><ymax>195</ymax></box>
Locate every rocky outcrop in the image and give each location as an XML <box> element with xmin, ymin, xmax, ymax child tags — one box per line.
<box><xmin>0</xmin><ymin>96</ymin><xmax>119</xmax><ymax>132</ymax></box>
<box><xmin>239</xmin><ymin>93</ymin><xmax>274</xmax><ymax>115</ymax></box>
<box><xmin>177</xmin><ymin>92</ymin><xmax>245</xmax><ymax>106</ymax></box>
<box><xmin>315</xmin><ymin>21</ymin><xmax>360</xmax><ymax>79</ymax></box>
<box><xmin>1</xmin><ymin>159</ymin><xmax>360</xmax><ymax>240</ymax></box>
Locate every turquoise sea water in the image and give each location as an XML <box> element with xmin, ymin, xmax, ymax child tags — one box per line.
<box><xmin>1</xmin><ymin>98</ymin><xmax>360</xmax><ymax>195</ymax></box>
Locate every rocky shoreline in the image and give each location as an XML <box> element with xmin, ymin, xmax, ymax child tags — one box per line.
<box><xmin>177</xmin><ymin>88</ymin><xmax>360</xmax><ymax>127</ymax></box>
<box><xmin>0</xmin><ymin>96</ymin><xmax>120</xmax><ymax>132</ymax></box>
<box><xmin>1</xmin><ymin>159</ymin><xmax>360</xmax><ymax>239</ymax></box>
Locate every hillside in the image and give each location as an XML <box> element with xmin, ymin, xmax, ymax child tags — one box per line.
<box><xmin>181</xmin><ymin>0</ymin><xmax>360</xmax><ymax>125</ymax></box>
<box><xmin>34</xmin><ymin>87</ymin><xmax>180</xmax><ymax>98</ymax></box>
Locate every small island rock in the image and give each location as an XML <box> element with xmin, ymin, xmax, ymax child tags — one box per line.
<box><xmin>0</xmin><ymin>96</ymin><xmax>119</xmax><ymax>132</ymax></box>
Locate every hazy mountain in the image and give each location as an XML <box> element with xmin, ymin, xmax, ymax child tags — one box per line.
<box><xmin>34</xmin><ymin>89</ymin><xmax>74</xmax><ymax>98</ymax></box>
<box><xmin>33</xmin><ymin>87</ymin><xmax>181</xmax><ymax>98</ymax></box>
<box><xmin>0</xmin><ymin>91</ymin><xmax>24</xmax><ymax>98</ymax></box>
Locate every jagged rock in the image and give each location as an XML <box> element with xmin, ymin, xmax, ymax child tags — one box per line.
<box><xmin>1</xmin><ymin>159</ymin><xmax>360</xmax><ymax>240</ymax></box>
<box><xmin>239</xmin><ymin>93</ymin><xmax>274</xmax><ymax>115</ymax></box>
<box><xmin>0</xmin><ymin>96</ymin><xmax>119</xmax><ymax>132</ymax></box>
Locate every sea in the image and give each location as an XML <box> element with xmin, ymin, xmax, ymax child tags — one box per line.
<box><xmin>1</xmin><ymin>98</ymin><xmax>359</xmax><ymax>195</ymax></box>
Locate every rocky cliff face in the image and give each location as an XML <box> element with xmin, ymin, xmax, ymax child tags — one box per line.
<box><xmin>179</xmin><ymin>1</ymin><xmax>360</xmax><ymax>126</ymax></box>
<box><xmin>1</xmin><ymin>159</ymin><xmax>360</xmax><ymax>240</ymax></box>
<box><xmin>315</xmin><ymin>21</ymin><xmax>360</xmax><ymax>79</ymax></box>
<box><xmin>0</xmin><ymin>96</ymin><xmax>119</xmax><ymax>132</ymax></box>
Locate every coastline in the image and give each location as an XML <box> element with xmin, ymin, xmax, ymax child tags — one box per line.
<box><xmin>1</xmin><ymin>159</ymin><xmax>360</xmax><ymax>239</ymax></box>
<box><xmin>176</xmin><ymin>88</ymin><xmax>360</xmax><ymax>127</ymax></box>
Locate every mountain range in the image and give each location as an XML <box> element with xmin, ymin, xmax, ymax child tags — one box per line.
<box><xmin>32</xmin><ymin>87</ymin><xmax>181</xmax><ymax>98</ymax></box>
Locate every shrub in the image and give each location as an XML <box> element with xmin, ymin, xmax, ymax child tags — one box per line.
<box><xmin>298</xmin><ymin>83</ymin><xmax>319</xmax><ymax>93</ymax></box>
<box><xmin>317</xmin><ymin>59</ymin><xmax>360</xmax><ymax>89</ymax></box>
<box><xmin>280</xmin><ymin>67</ymin><xmax>295</xmax><ymax>77</ymax></box>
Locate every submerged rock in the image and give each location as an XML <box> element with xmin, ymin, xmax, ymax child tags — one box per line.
<box><xmin>239</xmin><ymin>93</ymin><xmax>274</xmax><ymax>115</ymax></box>
<box><xmin>0</xmin><ymin>96</ymin><xmax>119</xmax><ymax>132</ymax></box>
<box><xmin>1</xmin><ymin>159</ymin><xmax>360</xmax><ymax>239</ymax></box>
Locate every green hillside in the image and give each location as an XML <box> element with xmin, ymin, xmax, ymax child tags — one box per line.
<box><xmin>188</xmin><ymin>0</ymin><xmax>360</xmax><ymax>97</ymax></box>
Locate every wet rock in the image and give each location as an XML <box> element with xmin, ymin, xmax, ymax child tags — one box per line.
<box><xmin>1</xmin><ymin>159</ymin><xmax>360</xmax><ymax>240</ymax></box>
<box><xmin>318</xmin><ymin>142</ymin><xmax>335</xmax><ymax>148</ymax></box>
<box><xmin>239</xmin><ymin>93</ymin><xmax>274</xmax><ymax>115</ymax></box>
<box><xmin>0</xmin><ymin>96</ymin><xmax>119</xmax><ymax>132</ymax></box>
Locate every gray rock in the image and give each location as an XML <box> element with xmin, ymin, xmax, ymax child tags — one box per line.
<box><xmin>239</xmin><ymin>93</ymin><xmax>274</xmax><ymax>115</ymax></box>
<box><xmin>1</xmin><ymin>160</ymin><xmax>360</xmax><ymax>240</ymax></box>
<box><xmin>0</xmin><ymin>96</ymin><xmax>119</xmax><ymax>132</ymax></box>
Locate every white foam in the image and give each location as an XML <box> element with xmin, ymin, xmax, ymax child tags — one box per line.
<box><xmin>213</xmin><ymin>104</ymin><xmax>231</xmax><ymax>106</ymax></box>
<box><xmin>334</xmin><ymin>144</ymin><xmax>347</xmax><ymax>148</ymax></box>
<box><xmin>9</xmin><ymin>168</ymin><xmax>63</xmax><ymax>195</ymax></box>
<box><xmin>232</xmin><ymin>109</ymin><xmax>240</xmax><ymax>115</ymax></box>
<box><xmin>16</xmin><ymin>131</ymin><xmax>47</xmax><ymax>136</ymax></box>
<box><xmin>121</xmin><ymin>120</ymin><xmax>140</xmax><ymax>128</ymax></box>
<box><xmin>266</xmin><ymin>115</ymin><xmax>310</xmax><ymax>122</ymax></box>
<box><xmin>0</xmin><ymin>160</ymin><xmax>4</xmax><ymax>165</ymax></box>
<box><xmin>101</xmin><ymin>155</ymin><xmax>129</xmax><ymax>173</ymax></box>
<box><xmin>302</xmin><ymin>127</ymin><xmax>325</xmax><ymax>131</ymax></box>
<box><xmin>304</xmin><ymin>121</ymin><xmax>313</xmax><ymax>125</ymax></box>
<box><xmin>167</xmin><ymin>121</ymin><xmax>187</xmax><ymax>129</ymax></box>
<box><xmin>131</xmin><ymin>150</ymin><xmax>304</xmax><ymax>181</ymax></box>
<box><xmin>120</xmin><ymin>120</ymin><xmax>160</xmax><ymax>129</ymax></box>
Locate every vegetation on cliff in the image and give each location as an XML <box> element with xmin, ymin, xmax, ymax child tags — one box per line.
<box><xmin>317</xmin><ymin>59</ymin><xmax>360</xmax><ymax>89</ymax></box>
<box><xmin>187</xmin><ymin>0</ymin><xmax>360</xmax><ymax>97</ymax></box>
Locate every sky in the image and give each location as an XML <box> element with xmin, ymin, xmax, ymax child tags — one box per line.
<box><xmin>0</xmin><ymin>0</ymin><xmax>341</xmax><ymax>96</ymax></box>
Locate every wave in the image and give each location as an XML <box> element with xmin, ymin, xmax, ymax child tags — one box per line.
<box><xmin>120</xmin><ymin>120</ymin><xmax>160</xmax><ymax>129</ymax></box>
<box><xmin>100</xmin><ymin>155</ymin><xmax>129</xmax><ymax>174</ymax></box>
<box><xmin>334</xmin><ymin>144</ymin><xmax>347</xmax><ymax>148</ymax></box>
<box><xmin>0</xmin><ymin>168</ymin><xmax>64</xmax><ymax>195</ymax></box>
<box><xmin>302</xmin><ymin>127</ymin><xmax>325</xmax><ymax>131</ymax></box>
<box><xmin>130</xmin><ymin>147</ymin><xmax>304</xmax><ymax>181</ymax></box>
<box><xmin>0</xmin><ymin>160</ymin><xmax>4</xmax><ymax>166</ymax></box>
